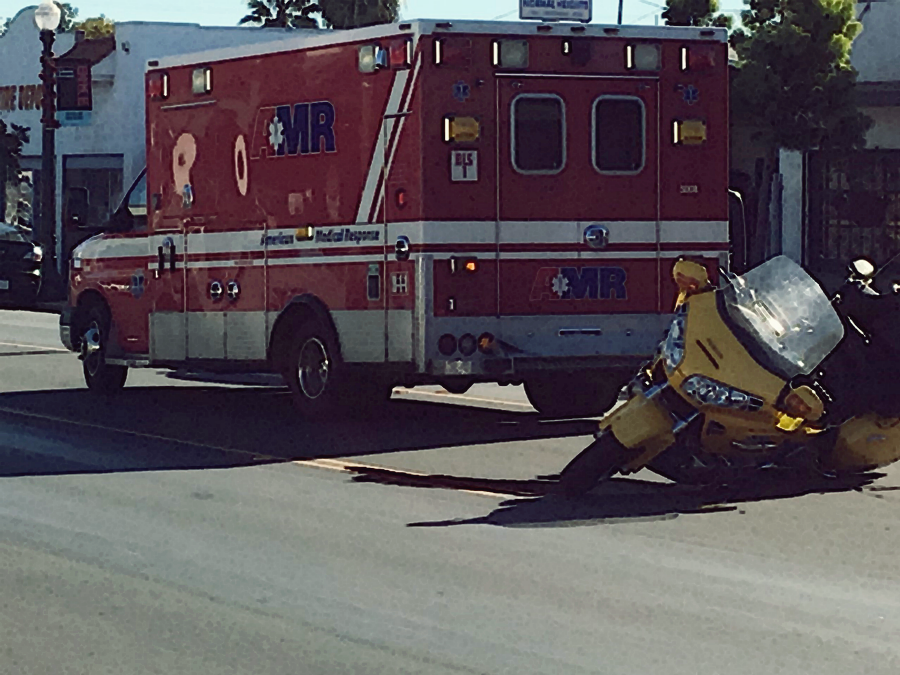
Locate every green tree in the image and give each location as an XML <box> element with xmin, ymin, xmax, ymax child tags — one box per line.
<box><xmin>319</xmin><ymin>0</ymin><xmax>399</xmax><ymax>29</ymax></box>
<box><xmin>663</xmin><ymin>0</ymin><xmax>731</xmax><ymax>28</ymax></box>
<box><xmin>75</xmin><ymin>15</ymin><xmax>115</xmax><ymax>38</ymax></box>
<box><xmin>57</xmin><ymin>2</ymin><xmax>79</xmax><ymax>32</ymax></box>
<box><xmin>730</xmin><ymin>0</ymin><xmax>871</xmax><ymax>260</ymax></box>
<box><xmin>240</xmin><ymin>0</ymin><xmax>320</xmax><ymax>29</ymax></box>
<box><xmin>0</xmin><ymin>120</ymin><xmax>30</xmax><ymax>224</ymax></box>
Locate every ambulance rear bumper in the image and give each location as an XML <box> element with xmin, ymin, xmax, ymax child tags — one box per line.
<box><xmin>429</xmin><ymin>354</ymin><xmax>646</xmax><ymax>379</ymax></box>
<box><xmin>424</xmin><ymin>313</ymin><xmax>671</xmax><ymax>379</ymax></box>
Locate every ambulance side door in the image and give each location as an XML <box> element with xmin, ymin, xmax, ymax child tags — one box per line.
<box><xmin>147</xmin><ymin>147</ymin><xmax>187</xmax><ymax>364</ymax></box>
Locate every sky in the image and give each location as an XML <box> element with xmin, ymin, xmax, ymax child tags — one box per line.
<box><xmin>0</xmin><ymin>0</ymin><xmax>746</xmax><ymax>29</ymax></box>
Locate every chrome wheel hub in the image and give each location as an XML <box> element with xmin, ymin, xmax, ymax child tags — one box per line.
<box><xmin>81</xmin><ymin>323</ymin><xmax>103</xmax><ymax>375</ymax></box>
<box><xmin>298</xmin><ymin>337</ymin><xmax>329</xmax><ymax>400</ymax></box>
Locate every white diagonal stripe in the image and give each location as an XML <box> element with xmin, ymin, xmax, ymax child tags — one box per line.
<box><xmin>355</xmin><ymin>68</ymin><xmax>411</xmax><ymax>224</ymax></box>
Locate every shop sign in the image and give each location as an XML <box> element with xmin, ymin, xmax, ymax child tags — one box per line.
<box><xmin>0</xmin><ymin>85</ymin><xmax>43</xmax><ymax>112</ymax></box>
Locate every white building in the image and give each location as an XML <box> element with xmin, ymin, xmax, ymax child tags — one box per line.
<box><xmin>780</xmin><ymin>1</ymin><xmax>900</xmax><ymax>288</ymax></box>
<box><xmin>0</xmin><ymin>6</ymin><xmax>298</xmax><ymax>273</ymax></box>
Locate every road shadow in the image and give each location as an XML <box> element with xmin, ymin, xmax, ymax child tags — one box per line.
<box><xmin>347</xmin><ymin>465</ymin><xmax>884</xmax><ymax>528</ymax></box>
<box><xmin>0</xmin><ymin>385</ymin><xmax>596</xmax><ymax>477</ymax></box>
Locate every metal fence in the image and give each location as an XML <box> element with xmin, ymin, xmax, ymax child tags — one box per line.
<box><xmin>808</xmin><ymin>150</ymin><xmax>900</xmax><ymax>284</ymax></box>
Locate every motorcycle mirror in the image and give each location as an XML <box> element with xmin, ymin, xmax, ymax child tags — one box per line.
<box><xmin>672</xmin><ymin>259</ymin><xmax>710</xmax><ymax>292</ymax></box>
<box><xmin>784</xmin><ymin>385</ymin><xmax>825</xmax><ymax>423</ymax></box>
<box><xmin>850</xmin><ymin>258</ymin><xmax>876</xmax><ymax>280</ymax></box>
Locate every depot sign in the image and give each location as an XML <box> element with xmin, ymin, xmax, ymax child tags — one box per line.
<box><xmin>520</xmin><ymin>0</ymin><xmax>592</xmax><ymax>22</ymax></box>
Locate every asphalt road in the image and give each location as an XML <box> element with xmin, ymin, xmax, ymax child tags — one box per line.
<box><xmin>0</xmin><ymin>309</ymin><xmax>898</xmax><ymax>675</ymax></box>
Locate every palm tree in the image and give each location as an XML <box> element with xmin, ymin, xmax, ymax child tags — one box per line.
<box><xmin>318</xmin><ymin>0</ymin><xmax>400</xmax><ymax>29</ymax></box>
<box><xmin>240</xmin><ymin>0</ymin><xmax>320</xmax><ymax>29</ymax></box>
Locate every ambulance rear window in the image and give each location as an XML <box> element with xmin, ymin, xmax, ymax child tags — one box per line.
<box><xmin>593</xmin><ymin>96</ymin><xmax>645</xmax><ymax>174</ymax></box>
<box><xmin>511</xmin><ymin>94</ymin><xmax>566</xmax><ymax>174</ymax></box>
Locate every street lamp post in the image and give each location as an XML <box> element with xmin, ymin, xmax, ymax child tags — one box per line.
<box><xmin>35</xmin><ymin>1</ymin><xmax>61</xmax><ymax>300</ymax></box>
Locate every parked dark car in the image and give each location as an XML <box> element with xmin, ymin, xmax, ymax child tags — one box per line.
<box><xmin>0</xmin><ymin>222</ymin><xmax>42</xmax><ymax>306</ymax></box>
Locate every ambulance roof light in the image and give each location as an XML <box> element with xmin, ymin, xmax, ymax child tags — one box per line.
<box><xmin>434</xmin><ymin>38</ymin><xmax>473</xmax><ymax>68</ymax></box>
<box><xmin>375</xmin><ymin>46</ymin><xmax>389</xmax><ymax>69</ymax></box>
<box><xmin>681</xmin><ymin>45</ymin><xmax>717</xmax><ymax>71</ymax></box>
<box><xmin>389</xmin><ymin>38</ymin><xmax>411</xmax><ymax>69</ymax></box>
<box><xmin>492</xmin><ymin>40</ymin><xmax>529</xmax><ymax>69</ymax></box>
<box><xmin>192</xmin><ymin>67</ymin><xmax>212</xmax><ymax>95</ymax></box>
<box><xmin>359</xmin><ymin>45</ymin><xmax>377</xmax><ymax>72</ymax></box>
<box><xmin>626</xmin><ymin>44</ymin><xmax>661</xmax><ymax>71</ymax></box>
<box><xmin>359</xmin><ymin>44</ymin><xmax>389</xmax><ymax>73</ymax></box>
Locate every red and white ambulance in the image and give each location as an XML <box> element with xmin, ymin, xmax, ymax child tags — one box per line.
<box><xmin>59</xmin><ymin>19</ymin><xmax>730</xmax><ymax>417</ymax></box>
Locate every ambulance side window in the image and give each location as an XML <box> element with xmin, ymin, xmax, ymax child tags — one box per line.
<box><xmin>593</xmin><ymin>96</ymin><xmax>645</xmax><ymax>174</ymax></box>
<box><xmin>124</xmin><ymin>172</ymin><xmax>147</xmax><ymax>231</ymax></box>
<box><xmin>511</xmin><ymin>94</ymin><xmax>566</xmax><ymax>175</ymax></box>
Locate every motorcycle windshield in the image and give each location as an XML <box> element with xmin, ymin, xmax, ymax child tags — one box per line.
<box><xmin>722</xmin><ymin>256</ymin><xmax>845</xmax><ymax>379</ymax></box>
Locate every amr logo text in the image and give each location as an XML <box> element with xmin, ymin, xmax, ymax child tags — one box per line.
<box><xmin>530</xmin><ymin>266</ymin><xmax>628</xmax><ymax>301</ymax></box>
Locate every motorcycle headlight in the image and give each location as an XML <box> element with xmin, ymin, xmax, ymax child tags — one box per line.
<box><xmin>681</xmin><ymin>375</ymin><xmax>764</xmax><ymax>412</ymax></box>
<box><xmin>661</xmin><ymin>305</ymin><xmax>688</xmax><ymax>372</ymax></box>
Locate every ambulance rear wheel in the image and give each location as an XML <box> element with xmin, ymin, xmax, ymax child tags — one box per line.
<box><xmin>524</xmin><ymin>373</ymin><xmax>622</xmax><ymax>418</ymax></box>
<box><xmin>81</xmin><ymin>303</ymin><xmax>128</xmax><ymax>394</ymax></box>
<box><xmin>284</xmin><ymin>318</ymin><xmax>350</xmax><ymax>417</ymax></box>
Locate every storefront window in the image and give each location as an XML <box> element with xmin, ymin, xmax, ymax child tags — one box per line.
<box><xmin>62</xmin><ymin>155</ymin><xmax>124</xmax><ymax>231</ymax></box>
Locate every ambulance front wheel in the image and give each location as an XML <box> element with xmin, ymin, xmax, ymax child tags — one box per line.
<box><xmin>524</xmin><ymin>372</ymin><xmax>623</xmax><ymax>418</ymax></box>
<box><xmin>81</xmin><ymin>303</ymin><xmax>128</xmax><ymax>394</ymax></box>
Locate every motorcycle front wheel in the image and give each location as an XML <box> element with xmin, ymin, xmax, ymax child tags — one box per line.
<box><xmin>556</xmin><ymin>432</ymin><xmax>630</xmax><ymax>497</ymax></box>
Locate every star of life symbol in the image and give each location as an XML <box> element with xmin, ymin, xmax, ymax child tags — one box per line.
<box><xmin>551</xmin><ymin>273</ymin><xmax>570</xmax><ymax>298</ymax></box>
<box><xmin>679</xmin><ymin>84</ymin><xmax>700</xmax><ymax>106</ymax></box>
<box><xmin>453</xmin><ymin>81</ymin><xmax>470</xmax><ymax>102</ymax></box>
<box><xmin>268</xmin><ymin>116</ymin><xmax>284</xmax><ymax>150</ymax></box>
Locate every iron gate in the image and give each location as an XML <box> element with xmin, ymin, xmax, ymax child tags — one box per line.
<box><xmin>808</xmin><ymin>149</ymin><xmax>900</xmax><ymax>287</ymax></box>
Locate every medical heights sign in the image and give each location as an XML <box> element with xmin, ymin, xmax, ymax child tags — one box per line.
<box><xmin>520</xmin><ymin>0</ymin><xmax>592</xmax><ymax>22</ymax></box>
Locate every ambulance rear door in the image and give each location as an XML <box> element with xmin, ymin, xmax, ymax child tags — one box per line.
<box><xmin>495</xmin><ymin>73</ymin><xmax>662</xmax><ymax>362</ymax></box>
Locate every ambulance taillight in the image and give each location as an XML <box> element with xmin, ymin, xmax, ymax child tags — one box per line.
<box><xmin>147</xmin><ymin>72</ymin><xmax>168</xmax><ymax>100</ymax></box>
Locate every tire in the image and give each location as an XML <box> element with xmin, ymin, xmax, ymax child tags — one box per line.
<box><xmin>525</xmin><ymin>372</ymin><xmax>625</xmax><ymax>418</ymax></box>
<box><xmin>283</xmin><ymin>316</ymin><xmax>353</xmax><ymax>417</ymax></box>
<box><xmin>81</xmin><ymin>303</ymin><xmax>128</xmax><ymax>394</ymax></box>
<box><xmin>556</xmin><ymin>432</ymin><xmax>630</xmax><ymax>497</ymax></box>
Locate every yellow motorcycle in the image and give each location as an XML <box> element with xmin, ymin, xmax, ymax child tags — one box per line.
<box><xmin>556</xmin><ymin>255</ymin><xmax>900</xmax><ymax>495</ymax></box>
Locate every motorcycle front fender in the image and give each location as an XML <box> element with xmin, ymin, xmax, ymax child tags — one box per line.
<box><xmin>602</xmin><ymin>393</ymin><xmax>677</xmax><ymax>472</ymax></box>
